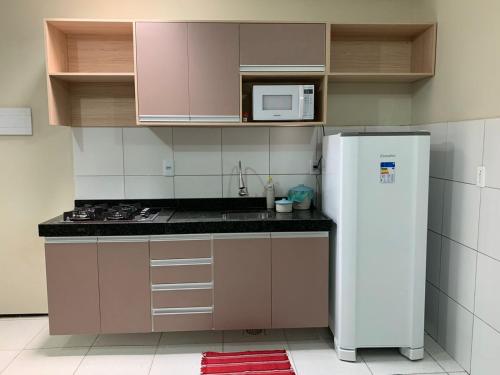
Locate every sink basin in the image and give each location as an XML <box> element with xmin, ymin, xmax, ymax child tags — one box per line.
<box><xmin>222</xmin><ymin>210</ymin><xmax>271</xmax><ymax>221</ymax></box>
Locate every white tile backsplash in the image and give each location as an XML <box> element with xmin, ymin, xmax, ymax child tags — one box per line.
<box><xmin>73</xmin><ymin>128</ymin><xmax>124</xmax><ymax>176</ymax></box>
<box><xmin>123</xmin><ymin>128</ymin><xmax>173</xmax><ymax>176</ymax></box>
<box><xmin>270</xmin><ymin>127</ymin><xmax>318</xmax><ymax>175</ymax></box>
<box><xmin>74</xmin><ymin>176</ymin><xmax>124</xmax><ymax>199</ymax></box>
<box><xmin>483</xmin><ymin>118</ymin><xmax>500</xmax><ymax>189</ymax></box>
<box><xmin>173</xmin><ymin>128</ymin><xmax>222</xmax><ymax>175</ymax></box>
<box><xmin>471</xmin><ymin>317</ymin><xmax>500</xmax><ymax>375</ymax></box>
<box><xmin>428</xmin><ymin>178</ymin><xmax>444</xmax><ymax>233</ymax></box>
<box><xmin>426</xmin><ymin>230</ymin><xmax>441</xmax><ymax>286</ymax></box>
<box><xmin>272</xmin><ymin>174</ymin><xmax>317</xmax><ymax>198</ymax></box>
<box><xmin>444</xmin><ymin>120</ymin><xmax>484</xmax><ymax>184</ymax></box>
<box><xmin>474</xmin><ymin>254</ymin><xmax>500</xmax><ymax>332</ymax></box>
<box><xmin>222</xmin><ymin>174</ymin><xmax>267</xmax><ymax>198</ymax></box>
<box><xmin>412</xmin><ymin>123</ymin><xmax>447</xmax><ymax>178</ymax></box>
<box><xmin>425</xmin><ymin>282</ymin><xmax>440</xmax><ymax>338</ymax></box>
<box><xmin>439</xmin><ymin>237</ymin><xmax>477</xmax><ymax>312</ymax></box>
<box><xmin>222</xmin><ymin>128</ymin><xmax>269</xmax><ymax>175</ymax></box>
<box><xmin>174</xmin><ymin>176</ymin><xmax>222</xmax><ymax>198</ymax></box>
<box><xmin>479</xmin><ymin>187</ymin><xmax>500</xmax><ymax>262</ymax></box>
<box><xmin>442</xmin><ymin>180</ymin><xmax>480</xmax><ymax>249</ymax></box>
<box><xmin>124</xmin><ymin>176</ymin><xmax>174</xmax><ymax>199</ymax></box>
<box><xmin>437</xmin><ymin>292</ymin><xmax>473</xmax><ymax>373</ymax></box>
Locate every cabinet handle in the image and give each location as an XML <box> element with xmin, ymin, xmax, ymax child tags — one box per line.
<box><xmin>151</xmin><ymin>282</ymin><xmax>213</xmax><ymax>291</ymax></box>
<box><xmin>152</xmin><ymin>306</ymin><xmax>213</xmax><ymax>315</ymax></box>
<box><xmin>150</xmin><ymin>258</ymin><xmax>212</xmax><ymax>267</ymax></box>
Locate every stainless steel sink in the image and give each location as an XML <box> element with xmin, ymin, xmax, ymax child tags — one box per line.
<box><xmin>222</xmin><ymin>210</ymin><xmax>271</xmax><ymax>221</ymax></box>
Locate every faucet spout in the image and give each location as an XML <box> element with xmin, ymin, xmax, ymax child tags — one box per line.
<box><xmin>238</xmin><ymin>160</ymin><xmax>248</xmax><ymax>196</ymax></box>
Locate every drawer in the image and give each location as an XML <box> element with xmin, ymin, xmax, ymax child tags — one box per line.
<box><xmin>151</xmin><ymin>263</ymin><xmax>212</xmax><ymax>284</ymax></box>
<box><xmin>150</xmin><ymin>235</ymin><xmax>211</xmax><ymax>259</ymax></box>
<box><xmin>152</xmin><ymin>288</ymin><xmax>213</xmax><ymax>308</ymax></box>
<box><xmin>153</xmin><ymin>309</ymin><xmax>213</xmax><ymax>331</ymax></box>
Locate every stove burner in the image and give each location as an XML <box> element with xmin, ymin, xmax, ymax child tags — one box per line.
<box><xmin>63</xmin><ymin>203</ymin><xmax>159</xmax><ymax>222</ymax></box>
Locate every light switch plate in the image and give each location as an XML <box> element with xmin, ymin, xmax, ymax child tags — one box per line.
<box><xmin>163</xmin><ymin>159</ymin><xmax>174</xmax><ymax>176</ymax></box>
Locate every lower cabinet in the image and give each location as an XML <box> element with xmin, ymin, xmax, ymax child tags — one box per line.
<box><xmin>45</xmin><ymin>238</ymin><xmax>100</xmax><ymax>335</ymax></box>
<box><xmin>213</xmin><ymin>233</ymin><xmax>272</xmax><ymax>330</ymax></box>
<box><xmin>271</xmin><ymin>232</ymin><xmax>329</xmax><ymax>328</ymax></box>
<box><xmin>98</xmin><ymin>237</ymin><xmax>151</xmax><ymax>333</ymax></box>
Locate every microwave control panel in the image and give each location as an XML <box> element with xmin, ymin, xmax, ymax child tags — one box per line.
<box><xmin>302</xmin><ymin>85</ymin><xmax>315</xmax><ymax>120</ymax></box>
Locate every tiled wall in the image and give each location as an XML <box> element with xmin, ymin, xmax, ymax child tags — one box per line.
<box><xmin>411</xmin><ymin>119</ymin><xmax>500</xmax><ymax>375</ymax></box>
<box><xmin>72</xmin><ymin>127</ymin><xmax>321</xmax><ymax>200</ymax></box>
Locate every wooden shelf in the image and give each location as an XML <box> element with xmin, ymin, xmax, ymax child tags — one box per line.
<box><xmin>141</xmin><ymin>121</ymin><xmax>325</xmax><ymax>127</ymax></box>
<box><xmin>330</xmin><ymin>23</ymin><xmax>436</xmax><ymax>82</ymax></box>
<box><xmin>48</xmin><ymin>73</ymin><xmax>135</xmax><ymax>82</ymax></box>
<box><xmin>328</xmin><ymin>72</ymin><xmax>433</xmax><ymax>83</ymax></box>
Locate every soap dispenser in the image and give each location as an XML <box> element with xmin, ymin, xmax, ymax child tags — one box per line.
<box><xmin>265</xmin><ymin>176</ymin><xmax>275</xmax><ymax>209</ymax></box>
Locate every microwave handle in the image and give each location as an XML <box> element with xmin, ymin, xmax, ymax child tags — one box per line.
<box><xmin>298</xmin><ymin>86</ymin><xmax>305</xmax><ymax>119</ymax></box>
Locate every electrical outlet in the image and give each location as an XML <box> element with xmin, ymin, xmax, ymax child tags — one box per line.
<box><xmin>163</xmin><ymin>159</ymin><xmax>174</xmax><ymax>177</ymax></box>
<box><xmin>310</xmin><ymin>159</ymin><xmax>321</xmax><ymax>175</ymax></box>
<box><xmin>477</xmin><ymin>166</ymin><xmax>486</xmax><ymax>187</ymax></box>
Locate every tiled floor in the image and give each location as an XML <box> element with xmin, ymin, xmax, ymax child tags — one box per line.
<box><xmin>0</xmin><ymin>316</ymin><xmax>466</xmax><ymax>375</ymax></box>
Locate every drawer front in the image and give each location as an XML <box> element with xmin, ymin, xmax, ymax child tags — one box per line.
<box><xmin>153</xmin><ymin>312</ymin><xmax>213</xmax><ymax>332</ymax></box>
<box><xmin>152</xmin><ymin>289</ymin><xmax>213</xmax><ymax>308</ymax></box>
<box><xmin>151</xmin><ymin>264</ymin><xmax>212</xmax><ymax>284</ymax></box>
<box><xmin>150</xmin><ymin>238</ymin><xmax>211</xmax><ymax>259</ymax></box>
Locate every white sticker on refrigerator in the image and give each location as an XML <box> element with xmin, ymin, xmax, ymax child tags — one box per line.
<box><xmin>380</xmin><ymin>162</ymin><xmax>395</xmax><ymax>184</ymax></box>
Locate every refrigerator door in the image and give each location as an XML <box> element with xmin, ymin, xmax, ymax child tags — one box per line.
<box><xmin>323</xmin><ymin>132</ymin><xmax>430</xmax><ymax>361</ymax></box>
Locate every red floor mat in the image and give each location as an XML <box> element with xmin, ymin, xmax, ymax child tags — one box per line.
<box><xmin>201</xmin><ymin>349</ymin><xmax>295</xmax><ymax>375</ymax></box>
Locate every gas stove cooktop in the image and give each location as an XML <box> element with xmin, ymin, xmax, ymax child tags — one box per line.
<box><xmin>62</xmin><ymin>203</ymin><xmax>161</xmax><ymax>223</ymax></box>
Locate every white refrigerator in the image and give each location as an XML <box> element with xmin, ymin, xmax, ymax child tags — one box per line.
<box><xmin>322</xmin><ymin>132</ymin><xmax>430</xmax><ymax>362</ymax></box>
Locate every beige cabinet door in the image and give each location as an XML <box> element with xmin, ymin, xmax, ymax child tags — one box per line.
<box><xmin>188</xmin><ymin>23</ymin><xmax>240</xmax><ymax>122</ymax></box>
<box><xmin>135</xmin><ymin>22</ymin><xmax>189</xmax><ymax>121</ymax></box>
<box><xmin>271</xmin><ymin>233</ymin><xmax>329</xmax><ymax>328</ymax></box>
<box><xmin>98</xmin><ymin>239</ymin><xmax>151</xmax><ymax>333</ymax></box>
<box><xmin>240</xmin><ymin>23</ymin><xmax>326</xmax><ymax>69</ymax></box>
<box><xmin>45</xmin><ymin>240</ymin><xmax>101</xmax><ymax>335</ymax></box>
<box><xmin>213</xmin><ymin>234</ymin><xmax>271</xmax><ymax>330</ymax></box>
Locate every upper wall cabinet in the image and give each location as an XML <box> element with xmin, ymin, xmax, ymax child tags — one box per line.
<box><xmin>136</xmin><ymin>22</ymin><xmax>240</xmax><ymax>123</ymax></box>
<box><xmin>329</xmin><ymin>24</ymin><xmax>437</xmax><ymax>82</ymax></box>
<box><xmin>239</xmin><ymin>23</ymin><xmax>326</xmax><ymax>72</ymax></box>
<box><xmin>44</xmin><ymin>20</ymin><xmax>136</xmax><ymax>126</ymax></box>
<box><xmin>135</xmin><ymin>22</ymin><xmax>190</xmax><ymax>122</ymax></box>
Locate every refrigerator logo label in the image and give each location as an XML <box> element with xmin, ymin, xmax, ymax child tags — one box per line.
<box><xmin>380</xmin><ymin>162</ymin><xmax>395</xmax><ymax>184</ymax></box>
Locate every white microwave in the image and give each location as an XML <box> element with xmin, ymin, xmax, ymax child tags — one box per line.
<box><xmin>252</xmin><ymin>85</ymin><xmax>315</xmax><ymax>121</ymax></box>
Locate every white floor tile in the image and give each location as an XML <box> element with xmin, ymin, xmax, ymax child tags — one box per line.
<box><xmin>290</xmin><ymin>340</ymin><xmax>371</xmax><ymax>375</ymax></box>
<box><xmin>3</xmin><ymin>347</ymin><xmax>87</xmax><ymax>375</ymax></box>
<box><xmin>360</xmin><ymin>348</ymin><xmax>443</xmax><ymax>375</ymax></box>
<box><xmin>150</xmin><ymin>344</ymin><xmax>221</xmax><ymax>375</ymax></box>
<box><xmin>75</xmin><ymin>346</ymin><xmax>155</xmax><ymax>375</ymax></box>
<box><xmin>425</xmin><ymin>334</ymin><xmax>464</xmax><ymax>372</ymax></box>
<box><xmin>0</xmin><ymin>319</ymin><xmax>47</xmax><ymax>350</ymax></box>
<box><xmin>159</xmin><ymin>330</ymin><xmax>222</xmax><ymax>346</ymax></box>
<box><xmin>93</xmin><ymin>333</ymin><xmax>160</xmax><ymax>347</ymax></box>
<box><xmin>25</xmin><ymin>325</ymin><xmax>96</xmax><ymax>349</ymax></box>
<box><xmin>0</xmin><ymin>351</ymin><xmax>19</xmax><ymax>373</ymax></box>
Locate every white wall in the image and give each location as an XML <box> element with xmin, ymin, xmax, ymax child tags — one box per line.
<box><xmin>411</xmin><ymin>119</ymin><xmax>500</xmax><ymax>375</ymax></box>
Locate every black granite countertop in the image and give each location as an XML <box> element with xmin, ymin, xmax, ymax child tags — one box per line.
<box><xmin>38</xmin><ymin>198</ymin><xmax>332</xmax><ymax>237</ymax></box>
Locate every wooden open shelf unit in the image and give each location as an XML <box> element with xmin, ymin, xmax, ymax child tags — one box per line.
<box><xmin>45</xmin><ymin>20</ymin><xmax>136</xmax><ymax>126</ymax></box>
<box><xmin>329</xmin><ymin>24</ymin><xmax>436</xmax><ymax>82</ymax></box>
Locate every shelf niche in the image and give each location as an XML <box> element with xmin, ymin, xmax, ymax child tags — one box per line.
<box><xmin>330</xmin><ymin>24</ymin><xmax>436</xmax><ymax>82</ymax></box>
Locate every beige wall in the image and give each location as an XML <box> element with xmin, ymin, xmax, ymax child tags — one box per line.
<box><xmin>412</xmin><ymin>0</ymin><xmax>500</xmax><ymax>124</ymax></box>
<box><xmin>0</xmin><ymin>0</ymin><xmax>416</xmax><ymax>313</ymax></box>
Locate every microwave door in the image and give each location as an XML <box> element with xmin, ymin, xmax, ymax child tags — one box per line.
<box><xmin>253</xmin><ymin>85</ymin><xmax>301</xmax><ymax>120</ymax></box>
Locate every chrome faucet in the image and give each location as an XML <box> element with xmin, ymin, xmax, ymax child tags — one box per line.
<box><xmin>238</xmin><ymin>160</ymin><xmax>248</xmax><ymax>196</ymax></box>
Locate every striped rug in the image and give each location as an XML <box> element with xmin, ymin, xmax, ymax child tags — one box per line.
<box><xmin>201</xmin><ymin>349</ymin><xmax>295</xmax><ymax>375</ymax></box>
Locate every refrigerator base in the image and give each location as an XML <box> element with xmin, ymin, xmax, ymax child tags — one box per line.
<box><xmin>399</xmin><ymin>346</ymin><xmax>424</xmax><ymax>360</ymax></box>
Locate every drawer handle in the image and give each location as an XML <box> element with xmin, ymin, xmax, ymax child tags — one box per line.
<box><xmin>152</xmin><ymin>282</ymin><xmax>213</xmax><ymax>291</ymax></box>
<box><xmin>152</xmin><ymin>306</ymin><xmax>213</xmax><ymax>315</ymax></box>
<box><xmin>151</xmin><ymin>258</ymin><xmax>212</xmax><ymax>267</ymax></box>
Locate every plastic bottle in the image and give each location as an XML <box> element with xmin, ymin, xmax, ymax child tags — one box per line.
<box><xmin>265</xmin><ymin>176</ymin><xmax>275</xmax><ymax>210</ymax></box>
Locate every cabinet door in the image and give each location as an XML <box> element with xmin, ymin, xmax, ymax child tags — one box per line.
<box><xmin>271</xmin><ymin>233</ymin><xmax>329</xmax><ymax>328</ymax></box>
<box><xmin>240</xmin><ymin>23</ymin><xmax>326</xmax><ymax>69</ymax></box>
<box><xmin>188</xmin><ymin>23</ymin><xmax>240</xmax><ymax>121</ymax></box>
<box><xmin>135</xmin><ymin>22</ymin><xmax>189</xmax><ymax>121</ymax></box>
<box><xmin>98</xmin><ymin>238</ymin><xmax>151</xmax><ymax>333</ymax></box>
<box><xmin>45</xmin><ymin>240</ymin><xmax>100</xmax><ymax>335</ymax></box>
<box><xmin>213</xmin><ymin>234</ymin><xmax>271</xmax><ymax>330</ymax></box>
